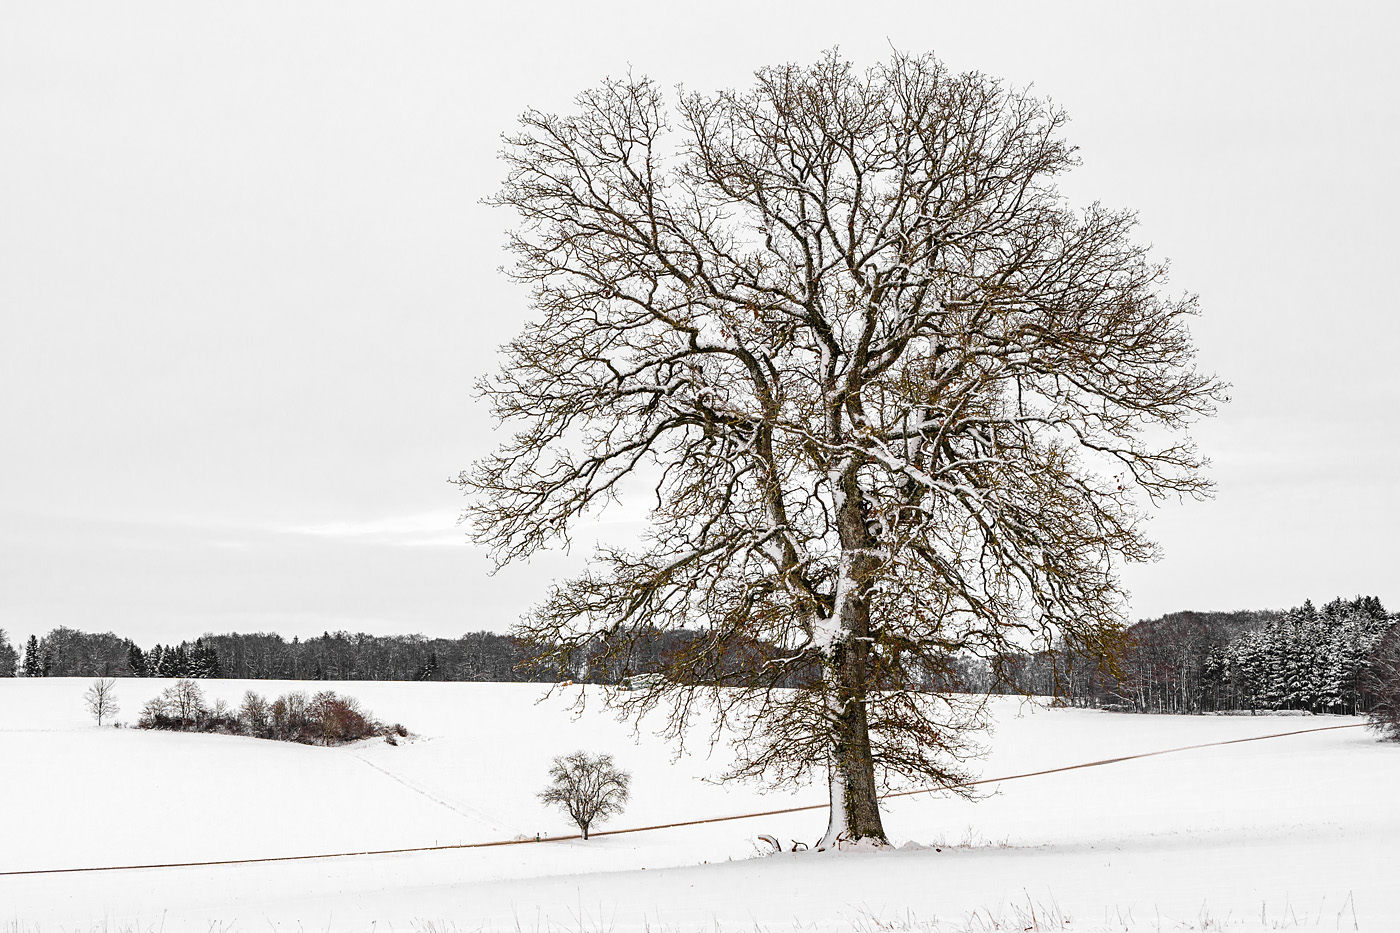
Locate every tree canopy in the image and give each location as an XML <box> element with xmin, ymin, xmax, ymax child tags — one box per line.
<box><xmin>461</xmin><ymin>50</ymin><xmax>1224</xmax><ymax>846</ymax></box>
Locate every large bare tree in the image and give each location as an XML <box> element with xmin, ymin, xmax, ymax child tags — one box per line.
<box><xmin>460</xmin><ymin>51</ymin><xmax>1223</xmax><ymax>847</ymax></box>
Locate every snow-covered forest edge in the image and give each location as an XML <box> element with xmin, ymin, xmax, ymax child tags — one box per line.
<box><xmin>3</xmin><ymin>594</ymin><xmax>1396</xmax><ymax>718</ymax></box>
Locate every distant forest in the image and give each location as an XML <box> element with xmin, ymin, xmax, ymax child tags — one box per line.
<box><xmin>985</xmin><ymin>595</ymin><xmax>1395</xmax><ymax>715</ymax></box>
<box><xmin>1</xmin><ymin>595</ymin><xmax>1395</xmax><ymax>715</ymax></box>
<box><xmin>0</xmin><ymin>628</ymin><xmax>543</xmax><ymax>683</ymax></box>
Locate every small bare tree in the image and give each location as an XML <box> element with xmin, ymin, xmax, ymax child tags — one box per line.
<box><xmin>539</xmin><ymin>751</ymin><xmax>631</xmax><ymax>840</ymax></box>
<box><xmin>84</xmin><ymin>677</ymin><xmax>119</xmax><ymax>726</ymax></box>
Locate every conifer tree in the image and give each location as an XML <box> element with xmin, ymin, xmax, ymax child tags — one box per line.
<box><xmin>187</xmin><ymin>641</ymin><xmax>206</xmax><ymax>678</ymax></box>
<box><xmin>22</xmin><ymin>635</ymin><xmax>45</xmax><ymax>677</ymax></box>
<box><xmin>155</xmin><ymin>644</ymin><xmax>180</xmax><ymax>678</ymax></box>
<box><xmin>0</xmin><ymin>629</ymin><xmax>17</xmax><ymax>677</ymax></box>
<box><xmin>126</xmin><ymin>641</ymin><xmax>147</xmax><ymax>677</ymax></box>
<box><xmin>199</xmin><ymin>641</ymin><xmax>222</xmax><ymax>678</ymax></box>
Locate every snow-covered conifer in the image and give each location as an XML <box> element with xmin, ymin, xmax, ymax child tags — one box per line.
<box><xmin>126</xmin><ymin>642</ymin><xmax>147</xmax><ymax>677</ymax></box>
<box><xmin>22</xmin><ymin>635</ymin><xmax>45</xmax><ymax>677</ymax></box>
<box><xmin>0</xmin><ymin>629</ymin><xmax>17</xmax><ymax>677</ymax></box>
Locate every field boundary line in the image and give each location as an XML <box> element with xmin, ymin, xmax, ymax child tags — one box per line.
<box><xmin>349</xmin><ymin>751</ymin><xmax>506</xmax><ymax>832</ymax></box>
<box><xmin>881</xmin><ymin>721</ymin><xmax>1365</xmax><ymax>800</ymax></box>
<box><xmin>0</xmin><ymin>720</ymin><xmax>1366</xmax><ymax>878</ymax></box>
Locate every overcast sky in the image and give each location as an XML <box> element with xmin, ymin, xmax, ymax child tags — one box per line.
<box><xmin>2</xmin><ymin>2</ymin><xmax>1397</xmax><ymax>646</ymax></box>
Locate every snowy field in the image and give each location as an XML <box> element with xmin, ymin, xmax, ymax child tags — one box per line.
<box><xmin>1</xmin><ymin>678</ymin><xmax>1395</xmax><ymax>932</ymax></box>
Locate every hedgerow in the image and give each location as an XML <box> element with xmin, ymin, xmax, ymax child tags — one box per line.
<box><xmin>137</xmin><ymin>680</ymin><xmax>406</xmax><ymax>745</ymax></box>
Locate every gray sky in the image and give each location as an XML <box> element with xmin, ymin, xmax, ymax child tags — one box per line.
<box><xmin>3</xmin><ymin>1</ymin><xmax>1397</xmax><ymax>646</ymax></box>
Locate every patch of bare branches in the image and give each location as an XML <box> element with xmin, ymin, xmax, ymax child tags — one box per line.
<box><xmin>137</xmin><ymin>680</ymin><xmax>407</xmax><ymax>746</ymax></box>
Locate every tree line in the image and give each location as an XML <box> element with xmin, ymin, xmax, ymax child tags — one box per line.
<box><xmin>0</xmin><ymin>624</ymin><xmax>813</xmax><ymax>686</ymax></box>
<box><xmin>1</xmin><ymin>598</ymin><xmax>1395</xmax><ymax>722</ymax></box>
<box><xmin>0</xmin><ymin>627</ymin><xmax>545</xmax><ymax>682</ymax></box>
<box><xmin>990</xmin><ymin>595</ymin><xmax>1396</xmax><ymax>715</ymax></box>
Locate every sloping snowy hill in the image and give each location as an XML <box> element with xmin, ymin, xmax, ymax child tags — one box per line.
<box><xmin>1</xmin><ymin>678</ymin><xmax>1395</xmax><ymax>931</ymax></box>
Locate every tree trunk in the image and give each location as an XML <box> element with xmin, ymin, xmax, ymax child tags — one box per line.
<box><xmin>817</xmin><ymin>479</ymin><xmax>889</xmax><ymax>849</ymax></box>
<box><xmin>818</xmin><ymin>638</ymin><xmax>888</xmax><ymax>849</ymax></box>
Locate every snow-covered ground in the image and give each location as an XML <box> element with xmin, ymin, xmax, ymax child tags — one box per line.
<box><xmin>1</xmin><ymin>678</ymin><xmax>1395</xmax><ymax>931</ymax></box>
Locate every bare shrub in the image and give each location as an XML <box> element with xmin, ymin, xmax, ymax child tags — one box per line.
<box><xmin>309</xmin><ymin>690</ymin><xmax>379</xmax><ymax>744</ymax></box>
<box><xmin>205</xmin><ymin>697</ymin><xmax>241</xmax><ymax>734</ymax></box>
<box><xmin>138</xmin><ymin>679</ymin><xmax>207</xmax><ymax>729</ymax></box>
<box><xmin>139</xmin><ymin>695</ymin><xmax>169</xmax><ymax>727</ymax></box>
<box><xmin>138</xmin><ymin>683</ymin><xmax>398</xmax><ymax>746</ymax></box>
<box><xmin>270</xmin><ymin>690</ymin><xmax>311</xmax><ymax>741</ymax></box>
<box><xmin>268</xmin><ymin>695</ymin><xmax>288</xmax><ymax>736</ymax></box>
<box><xmin>239</xmin><ymin>690</ymin><xmax>272</xmax><ymax>737</ymax></box>
<box><xmin>539</xmin><ymin>751</ymin><xmax>631</xmax><ymax>840</ymax></box>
